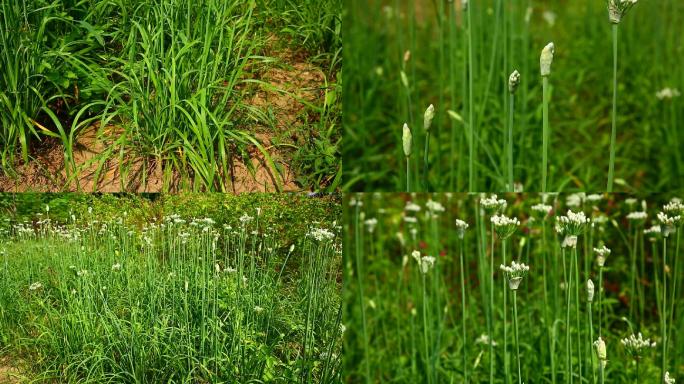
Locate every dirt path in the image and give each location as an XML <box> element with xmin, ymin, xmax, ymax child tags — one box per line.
<box><xmin>0</xmin><ymin>357</ymin><xmax>23</xmax><ymax>384</ymax></box>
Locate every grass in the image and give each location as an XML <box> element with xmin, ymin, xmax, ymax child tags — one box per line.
<box><xmin>343</xmin><ymin>0</ymin><xmax>684</xmax><ymax>192</ymax></box>
<box><xmin>343</xmin><ymin>193</ymin><xmax>683</xmax><ymax>383</ymax></box>
<box><xmin>0</xmin><ymin>0</ymin><xmax>341</xmax><ymax>192</ymax></box>
<box><xmin>0</xmin><ymin>193</ymin><xmax>342</xmax><ymax>382</ymax></box>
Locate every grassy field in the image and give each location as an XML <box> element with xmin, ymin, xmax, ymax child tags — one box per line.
<box><xmin>344</xmin><ymin>193</ymin><xmax>683</xmax><ymax>383</ymax></box>
<box><xmin>0</xmin><ymin>193</ymin><xmax>342</xmax><ymax>383</ymax></box>
<box><xmin>343</xmin><ymin>0</ymin><xmax>683</xmax><ymax>193</ymax></box>
<box><xmin>0</xmin><ymin>0</ymin><xmax>341</xmax><ymax>192</ymax></box>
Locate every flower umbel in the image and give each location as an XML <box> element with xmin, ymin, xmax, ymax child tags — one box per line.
<box><xmin>594</xmin><ymin>245</ymin><xmax>611</xmax><ymax>267</ymax></box>
<box><xmin>500</xmin><ymin>261</ymin><xmax>530</xmax><ymax>290</ymax></box>
<box><xmin>620</xmin><ymin>332</ymin><xmax>656</xmax><ymax>359</ymax></box>
<box><xmin>491</xmin><ymin>214</ymin><xmax>520</xmax><ymax>239</ymax></box>
<box><xmin>557</xmin><ymin>210</ymin><xmax>588</xmax><ymax>236</ymax></box>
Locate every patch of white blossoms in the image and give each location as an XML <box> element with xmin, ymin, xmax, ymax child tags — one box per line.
<box><xmin>29</xmin><ymin>282</ymin><xmax>43</xmax><ymax>291</ymax></box>
<box><xmin>491</xmin><ymin>214</ymin><xmax>520</xmax><ymax>239</ymax></box>
<box><xmin>557</xmin><ymin>210</ymin><xmax>589</xmax><ymax>236</ymax></box>
<box><xmin>626</xmin><ymin>211</ymin><xmax>647</xmax><ymax>221</ymax></box>
<box><xmin>480</xmin><ymin>194</ymin><xmax>507</xmax><ymax>212</ymax></box>
<box><xmin>531</xmin><ymin>203</ymin><xmax>553</xmax><ymax>217</ymax></box>
<box><xmin>656</xmin><ymin>88</ymin><xmax>681</xmax><ymax>100</ymax></box>
<box><xmin>594</xmin><ymin>245</ymin><xmax>611</xmax><ymax>267</ymax></box>
<box><xmin>620</xmin><ymin>332</ymin><xmax>656</xmax><ymax>358</ymax></box>
<box><xmin>307</xmin><ymin>228</ymin><xmax>335</xmax><ymax>242</ymax></box>
<box><xmin>454</xmin><ymin>219</ymin><xmax>469</xmax><ymax>239</ymax></box>
<box><xmin>500</xmin><ymin>261</ymin><xmax>530</xmax><ymax>290</ymax></box>
<box><xmin>665</xmin><ymin>371</ymin><xmax>676</xmax><ymax>384</ymax></box>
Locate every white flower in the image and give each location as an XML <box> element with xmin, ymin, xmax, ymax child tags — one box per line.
<box><xmin>625</xmin><ymin>198</ymin><xmax>638</xmax><ymax>206</ymax></box>
<box><xmin>29</xmin><ymin>282</ymin><xmax>43</xmax><ymax>291</ymax></box>
<box><xmin>542</xmin><ymin>10</ymin><xmax>557</xmax><ymax>26</ymax></box>
<box><xmin>665</xmin><ymin>371</ymin><xmax>676</xmax><ymax>384</ymax></box>
<box><xmin>594</xmin><ymin>245</ymin><xmax>611</xmax><ymax>267</ymax></box>
<box><xmin>77</xmin><ymin>269</ymin><xmax>88</xmax><ymax>277</ymax></box>
<box><xmin>425</xmin><ymin>200</ymin><xmax>445</xmax><ymax>214</ymax></box>
<box><xmin>111</xmin><ymin>263</ymin><xmax>122</xmax><ymax>272</ymax></box>
<box><xmin>566</xmin><ymin>193</ymin><xmax>585</xmax><ymax>207</ymax></box>
<box><xmin>340</xmin><ymin>324</ymin><xmax>347</xmax><ymax>334</ymax></box>
<box><xmin>509</xmin><ymin>70</ymin><xmax>521</xmax><ymax>94</ymax></box>
<box><xmin>475</xmin><ymin>333</ymin><xmax>498</xmax><ymax>346</ymax></box>
<box><xmin>455</xmin><ymin>219</ymin><xmax>469</xmax><ymax>239</ymax></box>
<box><xmin>557</xmin><ymin>210</ymin><xmax>588</xmax><ymax>235</ymax></box>
<box><xmin>402</xmin><ymin>123</ymin><xmax>412</xmax><ymax>157</ymax></box>
<box><xmin>656</xmin><ymin>88</ymin><xmax>681</xmax><ymax>100</ymax></box>
<box><xmin>664</xmin><ymin>200</ymin><xmax>684</xmax><ymax>215</ymax></box>
<box><xmin>626</xmin><ymin>211</ymin><xmax>647</xmax><ymax>221</ymax></box>
<box><xmin>405</xmin><ymin>201</ymin><xmax>422</xmax><ymax>212</ymax></box>
<box><xmin>411</xmin><ymin>250</ymin><xmax>422</xmax><ymax>263</ymax></box>
<box><xmin>540</xmin><ymin>42</ymin><xmax>555</xmax><ymax>76</ymax></box>
<box><xmin>562</xmin><ymin>235</ymin><xmax>578</xmax><ymax>249</ymax></box>
<box><xmin>308</xmin><ymin>228</ymin><xmax>335</xmax><ymax>241</ymax></box>
<box><xmin>254</xmin><ymin>306</ymin><xmax>264</xmax><ymax>313</ymax></box>
<box><xmin>364</xmin><ymin>218</ymin><xmax>378</xmax><ymax>233</ymax></box>
<box><xmin>531</xmin><ymin>203</ymin><xmax>553</xmax><ymax>216</ymax></box>
<box><xmin>586</xmin><ymin>194</ymin><xmax>603</xmax><ymax>202</ymax></box>
<box><xmin>424</xmin><ymin>104</ymin><xmax>435</xmax><ymax>131</ymax></box>
<box><xmin>621</xmin><ymin>332</ymin><xmax>656</xmax><ymax>358</ymax></box>
<box><xmin>491</xmin><ymin>214</ymin><xmax>520</xmax><ymax>239</ymax></box>
<box><xmin>594</xmin><ymin>337</ymin><xmax>607</xmax><ymax>363</ymax></box>
<box><xmin>587</xmin><ymin>279</ymin><xmax>595</xmax><ymax>302</ymax></box>
<box><xmin>500</xmin><ymin>261</ymin><xmax>530</xmax><ymax>290</ymax></box>
<box><xmin>420</xmin><ymin>256</ymin><xmax>436</xmax><ymax>274</ymax></box>
<box><xmin>481</xmin><ymin>194</ymin><xmax>507</xmax><ymax>212</ymax></box>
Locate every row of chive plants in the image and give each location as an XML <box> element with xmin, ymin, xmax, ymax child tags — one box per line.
<box><xmin>0</xmin><ymin>208</ymin><xmax>342</xmax><ymax>383</ymax></box>
<box><xmin>344</xmin><ymin>193</ymin><xmax>683</xmax><ymax>383</ymax></box>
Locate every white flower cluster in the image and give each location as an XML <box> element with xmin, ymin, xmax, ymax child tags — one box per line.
<box><xmin>594</xmin><ymin>245</ymin><xmax>611</xmax><ymax>267</ymax></box>
<box><xmin>29</xmin><ymin>282</ymin><xmax>43</xmax><ymax>291</ymax></box>
<box><xmin>531</xmin><ymin>203</ymin><xmax>553</xmax><ymax>216</ymax></box>
<box><xmin>665</xmin><ymin>371</ymin><xmax>676</xmax><ymax>384</ymax></box>
<box><xmin>664</xmin><ymin>200</ymin><xmax>684</xmax><ymax>215</ymax></box>
<box><xmin>405</xmin><ymin>201</ymin><xmax>421</xmax><ymax>212</ymax></box>
<box><xmin>491</xmin><ymin>214</ymin><xmax>520</xmax><ymax>239</ymax></box>
<box><xmin>308</xmin><ymin>228</ymin><xmax>335</xmax><ymax>242</ymax></box>
<box><xmin>481</xmin><ymin>195</ymin><xmax>507</xmax><ymax>212</ymax></box>
<box><xmin>562</xmin><ymin>235</ymin><xmax>578</xmax><ymax>249</ymax></box>
<box><xmin>566</xmin><ymin>193</ymin><xmax>585</xmax><ymax>208</ymax></box>
<box><xmin>425</xmin><ymin>200</ymin><xmax>445</xmax><ymax>216</ymax></box>
<box><xmin>557</xmin><ymin>210</ymin><xmax>589</xmax><ymax>236</ymax></box>
<box><xmin>500</xmin><ymin>261</ymin><xmax>530</xmax><ymax>290</ymax></box>
<box><xmin>607</xmin><ymin>0</ymin><xmax>638</xmax><ymax>24</ymax></box>
<box><xmin>454</xmin><ymin>219</ymin><xmax>469</xmax><ymax>239</ymax></box>
<box><xmin>621</xmin><ymin>332</ymin><xmax>656</xmax><ymax>358</ymax></box>
<box><xmin>644</xmin><ymin>225</ymin><xmax>662</xmax><ymax>236</ymax></box>
<box><xmin>475</xmin><ymin>333</ymin><xmax>498</xmax><ymax>346</ymax></box>
<box><xmin>626</xmin><ymin>211</ymin><xmax>647</xmax><ymax>221</ymax></box>
<box><xmin>656</xmin><ymin>88</ymin><xmax>681</xmax><ymax>100</ymax></box>
<box><xmin>364</xmin><ymin>218</ymin><xmax>378</xmax><ymax>233</ymax></box>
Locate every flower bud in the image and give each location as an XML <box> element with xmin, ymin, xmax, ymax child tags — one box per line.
<box><xmin>540</xmin><ymin>42</ymin><xmax>555</xmax><ymax>77</ymax></box>
<box><xmin>587</xmin><ymin>279</ymin><xmax>595</xmax><ymax>302</ymax></box>
<box><xmin>508</xmin><ymin>70</ymin><xmax>521</xmax><ymax>94</ymax></box>
<box><xmin>424</xmin><ymin>104</ymin><xmax>435</xmax><ymax>132</ymax></box>
<box><xmin>402</xmin><ymin>123</ymin><xmax>412</xmax><ymax>157</ymax></box>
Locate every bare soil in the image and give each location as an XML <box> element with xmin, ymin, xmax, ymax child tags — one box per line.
<box><xmin>0</xmin><ymin>357</ymin><xmax>23</xmax><ymax>383</ymax></box>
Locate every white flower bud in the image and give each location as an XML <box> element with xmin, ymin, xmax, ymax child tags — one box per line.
<box><xmin>587</xmin><ymin>279</ymin><xmax>595</xmax><ymax>302</ymax></box>
<box><xmin>508</xmin><ymin>70</ymin><xmax>521</xmax><ymax>94</ymax></box>
<box><xmin>402</xmin><ymin>123</ymin><xmax>412</xmax><ymax>157</ymax></box>
<box><xmin>540</xmin><ymin>42</ymin><xmax>555</xmax><ymax>77</ymax></box>
<box><xmin>424</xmin><ymin>104</ymin><xmax>435</xmax><ymax>132</ymax></box>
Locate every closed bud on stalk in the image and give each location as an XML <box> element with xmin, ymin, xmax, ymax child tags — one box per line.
<box><xmin>424</xmin><ymin>104</ymin><xmax>435</xmax><ymax>131</ymax></box>
<box><xmin>540</xmin><ymin>43</ymin><xmax>555</xmax><ymax>77</ymax></box>
<box><xmin>587</xmin><ymin>279</ymin><xmax>595</xmax><ymax>302</ymax></box>
<box><xmin>508</xmin><ymin>70</ymin><xmax>521</xmax><ymax>94</ymax></box>
<box><xmin>402</xmin><ymin>123</ymin><xmax>412</xmax><ymax>157</ymax></box>
<box><xmin>594</xmin><ymin>337</ymin><xmax>607</xmax><ymax>362</ymax></box>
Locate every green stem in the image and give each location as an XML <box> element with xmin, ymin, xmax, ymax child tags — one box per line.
<box><xmin>573</xmin><ymin>247</ymin><xmax>582</xmax><ymax>382</ymax></box>
<box><xmin>607</xmin><ymin>24</ymin><xmax>618</xmax><ymax>191</ymax></box>
<box><xmin>460</xmin><ymin>237</ymin><xmax>468</xmax><ymax>384</ymax></box>
<box><xmin>542</xmin><ymin>76</ymin><xmax>549</xmax><ymax>193</ymax></box>
<box><xmin>588</xmin><ymin>301</ymin><xmax>595</xmax><ymax>384</ymax></box>
<box><xmin>424</xmin><ymin>132</ymin><xmax>430</xmax><ymax>191</ymax></box>
<box><xmin>508</xmin><ymin>93</ymin><xmax>514</xmax><ymax>191</ymax></box>
<box><xmin>467</xmin><ymin>1</ymin><xmax>474</xmax><ymax>192</ymax></box>
<box><xmin>406</xmin><ymin>156</ymin><xmax>411</xmax><ymax>192</ymax></box>
<box><xmin>422</xmin><ymin>272</ymin><xmax>431</xmax><ymax>384</ymax></box>
<box><xmin>662</xmin><ymin>236</ymin><xmax>667</xmax><ymax>382</ymax></box>
<box><xmin>503</xmin><ymin>239</ymin><xmax>509</xmax><ymax>384</ymax></box>
<box><xmin>354</xmin><ymin>205</ymin><xmax>371</xmax><ymax>384</ymax></box>
<box><xmin>513</xmin><ymin>290</ymin><xmax>521</xmax><ymax>384</ymax></box>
